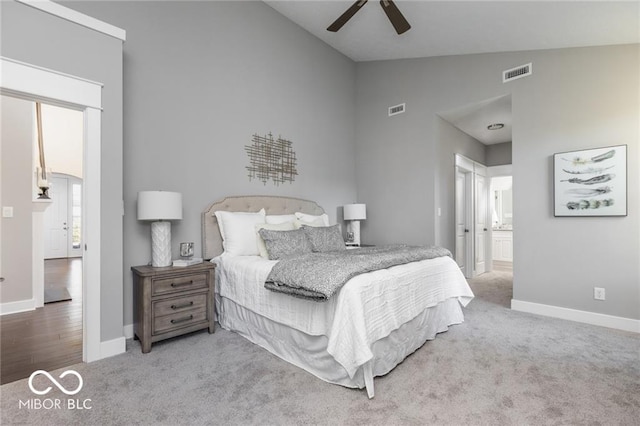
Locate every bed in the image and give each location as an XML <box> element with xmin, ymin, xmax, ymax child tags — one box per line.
<box><xmin>202</xmin><ymin>195</ymin><xmax>474</xmax><ymax>398</ymax></box>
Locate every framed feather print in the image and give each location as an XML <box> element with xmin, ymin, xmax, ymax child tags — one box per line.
<box><xmin>554</xmin><ymin>145</ymin><xmax>627</xmax><ymax>217</ymax></box>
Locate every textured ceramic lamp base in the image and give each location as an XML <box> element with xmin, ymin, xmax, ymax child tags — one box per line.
<box><xmin>151</xmin><ymin>221</ymin><xmax>172</xmax><ymax>267</ymax></box>
<box><xmin>348</xmin><ymin>221</ymin><xmax>361</xmax><ymax>246</ymax></box>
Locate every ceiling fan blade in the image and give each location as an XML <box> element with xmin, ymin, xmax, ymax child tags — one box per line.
<box><xmin>380</xmin><ymin>0</ymin><xmax>411</xmax><ymax>34</ymax></box>
<box><xmin>327</xmin><ymin>0</ymin><xmax>368</xmax><ymax>32</ymax></box>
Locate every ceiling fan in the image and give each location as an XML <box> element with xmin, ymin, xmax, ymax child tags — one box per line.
<box><xmin>327</xmin><ymin>0</ymin><xmax>411</xmax><ymax>35</ymax></box>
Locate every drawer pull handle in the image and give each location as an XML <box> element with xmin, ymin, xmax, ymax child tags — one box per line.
<box><xmin>170</xmin><ymin>280</ymin><xmax>193</xmax><ymax>288</ymax></box>
<box><xmin>171</xmin><ymin>301</ymin><xmax>194</xmax><ymax>310</ymax></box>
<box><xmin>170</xmin><ymin>315</ymin><xmax>193</xmax><ymax>324</ymax></box>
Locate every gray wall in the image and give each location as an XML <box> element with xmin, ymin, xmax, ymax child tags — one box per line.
<box><xmin>355</xmin><ymin>45</ymin><xmax>639</xmax><ymax>320</ymax></box>
<box><xmin>0</xmin><ymin>96</ymin><xmax>33</xmax><ymax>303</ymax></box>
<box><xmin>512</xmin><ymin>45</ymin><xmax>638</xmax><ymax>319</ymax></box>
<box><xmin>486</xmin><ymin>142</ymin><xmax>512</xmax><ymax>167</ymax></box>
<box><xmin>1</xmin><ymin>1</ymin><xmax>124</xmax><ymax>340</ymax></box>
<box><xmin>434</xmin><ymin>117</ymin><xmax>486</xmax><ymax>252</ymax></box>
<box><xmin>66</xmin><ymin>1</ymin><xmax>357</xmax><ymax>328</ymax></box>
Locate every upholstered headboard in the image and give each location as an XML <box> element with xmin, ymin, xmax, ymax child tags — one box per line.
<box><xmin>201</xmin><ymin>195</ymin><xmax>325</xmax><ymax>260</ymax></box>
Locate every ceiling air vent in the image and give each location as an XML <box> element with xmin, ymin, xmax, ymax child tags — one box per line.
<box><xmin>503</xmin><ymin>63</ymin><xmax>532</xmax><ymax>83</ymax></box>
<box><xmin>388</xmin><ymin>103</ymin><xmax>405</xmax><ymax>117</ymax></box>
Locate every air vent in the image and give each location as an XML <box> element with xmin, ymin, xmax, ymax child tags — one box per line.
<box><xmin>388</xmin><ymin>103</ymin><xmax>405</xmax><ymax>116</ymax></box>
<box><xmin>503</xmin><ymin>63</ymin><xmax>532</xmax><ymax>83</ymax></box>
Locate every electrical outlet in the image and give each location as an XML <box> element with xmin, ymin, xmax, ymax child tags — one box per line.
<box><xmin>594</xmin><ymin>287</ymin><xmax>606</xmax><ymax>301</ymax></box>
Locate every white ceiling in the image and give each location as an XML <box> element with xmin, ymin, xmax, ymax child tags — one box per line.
<box><xmin>265</xmin><ymin>1</ymin><xmax>638</xmax><ymax>146</ymax></box>
<box><xmin>265</xmin><ymin>1</ymin><xmax>640</xmax><ymax>63</ymax></box>
<box><xmin>439</xmin><ymin>94</ymin><xmax>512</xmax><ymax>145</ymax></box>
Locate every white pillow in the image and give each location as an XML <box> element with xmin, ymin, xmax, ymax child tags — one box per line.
<box><xmin>255</xmin><ymin>221</ymin><xmax>296</xmax><ymax>258</ymax></box>
<box><xmin>265</xmin><ymin>214</ymin><xmax>297</xmax><ymax>225</ymax></box>
<box><xmin>295</xmin><ymin>212</ymin><xmax>329</xmax><ymax>226</ymax></box>
<box><xmin>214</xmin><ymin>208</ymin><xmax>266</xmax><ymax>256</ymax></box>
<box><xmin>293</xmin><ymin>216</ymin><xmax>327</xmax><ymax>229</ymax></box>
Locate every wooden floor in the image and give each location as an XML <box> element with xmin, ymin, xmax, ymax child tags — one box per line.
<box><xmin>1</xmin><ymin>258</ymin><xmax>83</xmax><ymax>385</ymax></box>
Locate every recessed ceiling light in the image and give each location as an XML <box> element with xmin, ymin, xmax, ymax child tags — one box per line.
<box><xmin>487</xmin><ymin>123</ymin><xmax>504</xmax><ymax>130</ymax></box>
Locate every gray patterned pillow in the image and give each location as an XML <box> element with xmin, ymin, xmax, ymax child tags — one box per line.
<box><xmin>301</xmin><ymin>224</ymin><xmax>346</xmax><ymax>252</ymax></box>
<box><xmin>258</xmin><ymin>228</ymin><xmax>312</xmax><ymax>260</ymax></box>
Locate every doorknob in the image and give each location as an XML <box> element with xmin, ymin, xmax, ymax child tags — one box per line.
<box><xmin>464</xmin><ymin>229</ymin><xmax>469</xmax><ymax>233</ymax></box>
<box><xmin>0</xmin><ymin>277</ymin><xmax>5</xmax><ymax>282</ymax></box>
<box><xmin>483</xmin><ymin>228</ymin><xmax>487</xmax><ymax>231</ymax></box>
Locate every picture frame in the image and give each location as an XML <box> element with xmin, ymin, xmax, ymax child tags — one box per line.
<box><xmin>179</xmin><ymin>242</ymin><xmax>194</xmax><ymax>258</ymax></box>
<box><xmin>553</xmin><ymin>145</ymin><xmax>627</xmax><ymax>217</ymax></box>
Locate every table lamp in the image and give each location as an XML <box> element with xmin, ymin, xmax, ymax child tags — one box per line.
<box><xmin>343</xmin><ymin>203</ymin><xmax>366</xmax><ymax>246</ymax></box>
<box><xmin>137</xmin><ymin>191</ymin><xmax>183</xmax><ymax>267</ymax></box>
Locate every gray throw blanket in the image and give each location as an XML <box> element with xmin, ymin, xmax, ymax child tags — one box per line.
<box><xmin>264</xmin><ymin>245</ymin><xmax>452</xmax><ymax>301</ymax></box>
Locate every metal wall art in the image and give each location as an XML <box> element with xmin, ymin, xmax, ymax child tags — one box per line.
<box><xmin>245</xmin><ymin>132</ymin><xmax>298</xmax><ymax>185</ymax></box>
<box><xmin>553</xmin><ymin>145</ymin><xmax>627</xmax><ymax>217</ymax></box>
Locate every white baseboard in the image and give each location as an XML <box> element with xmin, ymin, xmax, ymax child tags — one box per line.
<box><xmin>0</xmin><ymin>298</ymin><xmax>36</xmax><ymax>316</ymax></box>
<box><xmin>123</xmin><ymin>324</ymin><xmax>134</xmax><ymax>339</ymax></box>
<box><xmin>511</xmin><ymin>299</ymin><xmax>640</xmax><ymax>333</ymax></box>
<box><xmin>99</xmin><ymin>336</ymin><xmax>126</xmax><ymax>360</ymax></box>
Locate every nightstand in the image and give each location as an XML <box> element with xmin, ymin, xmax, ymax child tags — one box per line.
<box><xmin>132</xmin><ymin>262</ymin><xmax>215</xmax><ymax>353</ymax></box>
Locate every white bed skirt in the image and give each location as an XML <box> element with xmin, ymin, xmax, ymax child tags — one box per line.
<box><xmin>216</xmin><ymin>294</ymin><xmax>465</xmax><ymax>398</ymax></box>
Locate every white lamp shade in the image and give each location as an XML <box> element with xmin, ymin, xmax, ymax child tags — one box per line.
<box><xmin>137</xmin><ymin>191</ymin><xmax>183</xmax><ymax>221</ymax></box>
<box><xmin>344</xmin><ymin>203</ymin><xmax>366</xmax><ymax>221</ymax></box>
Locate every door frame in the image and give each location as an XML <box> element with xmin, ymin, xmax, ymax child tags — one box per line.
<box><xmin>1</xmin><ymin>56</ymin><xmax>102</xmax><ymax>362</ymax></box>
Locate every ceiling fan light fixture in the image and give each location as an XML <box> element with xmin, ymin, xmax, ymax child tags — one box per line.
<box><xmin>487</xmin><ymin>123</ymin><xmax>505</xmax><ymax>130</ymax></box>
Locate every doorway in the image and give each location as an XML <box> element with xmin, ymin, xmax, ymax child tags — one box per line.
<box><xmin>0</xmin><ymin>56</ymin><xmax>103</xmax><ymax>369</ymax></box>
<box><xmin>489</xmin><ymin>166</ymin><xmax>513</xmax><ymax>273</ymax></box>
<box><xmin>0</xmin><ymin>96</ymin><xmax>85</xmax><ymax>383</ymax></box>
<box><xmin>45</xmin><ymin>174</ymin><xmax>83</xmax><ymax>260</ymax></box>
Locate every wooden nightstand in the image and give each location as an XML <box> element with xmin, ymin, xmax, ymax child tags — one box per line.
<box><xmin>131</xmin><ymin>262</ymin><xmax>215</xmax><ymax>353</ymax></box>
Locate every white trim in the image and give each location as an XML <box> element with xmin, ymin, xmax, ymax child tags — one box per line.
<box><xmin>487</xmin><ymin>164</ymin><xmax>512</xmax><ymax>177</ymax></box>
<box><xmin>0</xmin><ymin>298</ymin><xmax>36</xmax><ymax>315</ymax></box>
<box><xmin>100</xmin><ymin>336</ymin><xmax>126</xmax><ymax>360</ymax></box>
<box><xmin>123</xmin><ymin>324</ymin><xmax>134</xmax><ymax>339</ymax></box>
<box><xmin>15</xmin><ymin>0</ymin><xmax>126</xmax><ymax>41</ymax></box>
<box><xmin>1</xmin><ymin>57</ymin><xmax>103</xmax><ymax>110</ymax></box>
<box><xmin>0</xmin><ymin>57</ymin><xmax>105</xmax><ymax>362</ymax></box>
<box><xmin>83</xmin><ymin>107</ymin><xmax>103</xmax><ymax>362</ymax></box>
<box><xmin>511</xmin><ymin>299</ymin><xmax>640</xmax><ymax>333</ymax></box>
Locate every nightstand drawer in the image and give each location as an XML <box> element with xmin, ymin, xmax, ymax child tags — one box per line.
<box><xmin>153</xmin><ymin>293</ymin><xmax>207</xmax><ymax>318</ymax></box>
<box><xmin>152</xmin><ymin>273</ymin><xmax>207</xmax><ymax>296</ymax></box>
<box><xmin>153</xmin><ymin>308</ymin><xmax>207</xmax><ymax>334</ymax></box>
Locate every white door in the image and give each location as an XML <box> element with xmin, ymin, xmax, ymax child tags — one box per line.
<box><xmin>474</xmin><ymin>166</ymin><xmax>488</xmax><ymax>275</ymax></box>
<box><xmin>454</xmin><ymin>168</ymin><xmax>468</xmax><ymax>275</ymax></box>
<box><xmin>44</xmin><ymin>176</ymin><xmax>69</xmax><ymax>259</ymax></box>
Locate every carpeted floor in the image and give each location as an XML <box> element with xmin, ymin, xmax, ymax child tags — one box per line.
<box><xmin>1</xmin><ymin>271</ymin><xmax>638</xmax><ymax>425</ymax></box>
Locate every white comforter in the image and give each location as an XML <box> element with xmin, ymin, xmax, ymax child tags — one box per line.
<box><xmin>213</xmin><ymin>253</ymin><xmax>474</xmax><ymax>379</ymax></box>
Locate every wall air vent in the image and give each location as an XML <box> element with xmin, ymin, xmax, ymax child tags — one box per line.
<box><xmin>388</xmin><ymin>103</ymin><xmax>405</xmax><ymax>117</ymax></box>
<box><xmin>503</xmin><ymin>63</ymin><xmax>532</xmax><ymax>83</ymax></box>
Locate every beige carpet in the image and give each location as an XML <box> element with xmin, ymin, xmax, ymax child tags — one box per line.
<box><xmin>2</xmin><ymin>270</ymin><xmax>638</xmax><ymax>425</ymax></box>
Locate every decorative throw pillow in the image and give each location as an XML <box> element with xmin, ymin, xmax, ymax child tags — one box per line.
<box><xmin>294</xmin><ymin>212</ymin><xmax>329</xmax><ymax>226</ymax></box>
<box><xmin>265</xmin><ymin>214</ymin><xmax>297</xmax><ymax>225</ymax></box>
<box><xmin>214</xmin><ymin>209</ymin><xmax>266</xmax><ymax>256</ymax></box>
<box><xmin>258</xmin><ymin>228</ymin><xmax>312</xmax><ymax>260</ymax></box>
<box><xmin>302</xmin><ymin>224</ymin><xmax>346</xmax><ymax>252</ymax></box>
<box><xmin>255</xmin><ymin>222</ymin><xmax>296</xmax><ymax>258</ymax></box>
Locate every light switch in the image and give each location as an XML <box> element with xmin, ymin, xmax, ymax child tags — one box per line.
<box><xmin>2</xmin><ymin>206</ymin><xmax>14</xmax><ymax>218</ymax></box>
